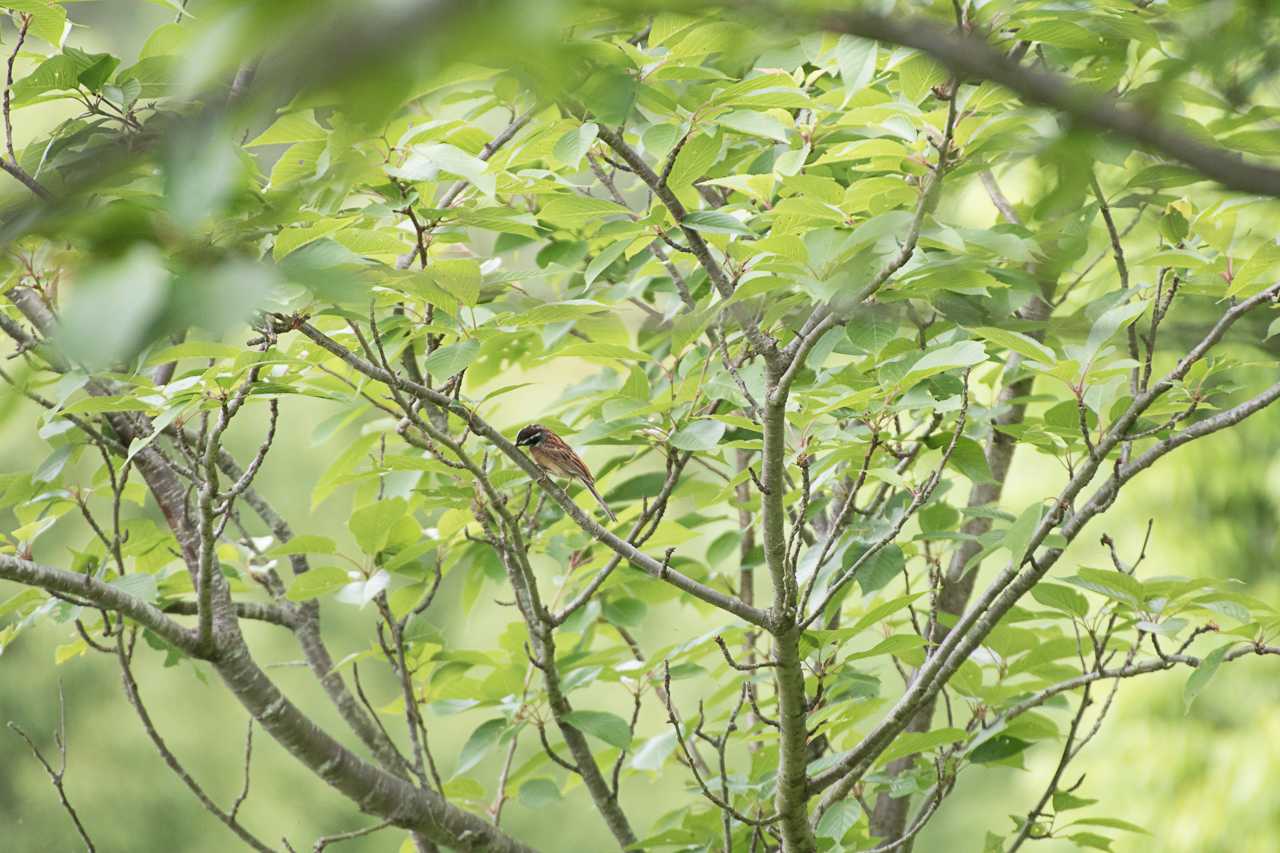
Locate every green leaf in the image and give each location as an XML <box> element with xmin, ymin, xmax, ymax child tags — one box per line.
<box><xmin>561</xmin><ymin>709</ymin><xmax>632</xmax><ymax>749</ymax></box>
<box><xmin>1183</xmin><ymin>642</ymin><xmax>1234</xmax><ymax>713</ymax></box>
<box><xmin>246</xmin><ymin>111</ymin><xmax>327</xmax><ymax>147</ymax></box>
<box><xmin>349</xmin><ymin>498</ymin><xmax>409</xmax><ymax>556</ymax></box>
<box><xmin>454</xmin><ymin>718</ymin><xmax>506</xmax><ymax>777</ymax></box>
<box><xmin>629</xmin><ymin>731</ymin><xmax>677</xmax><ymax>771</ymax></box>
<box><xmin>1030</xmin><ymin>582</ymin><xmax>1089</xmax><ymax>618</ymax></box>
<box><xmin>1072</xmin><ymin>567</ymin><xmax>1145</xmax><ymax>607</ymax></box>
<box><xmin>706</xmin><ymin>530</ymin><xmax>741</xmax><ymax>567</ymax></box>
<box><xmin>390</xmin><ymin>143</ymin><xmax>494</xmax><ymax>196</ymax></box>
<box><xmin>852</xmin><ymin>543</ymin><xmax>905</xmax><ymax>596</ymax></box>
<box><xmin>424</xmin><ymin>340</ymin><xmax>480</xmax><ymax>379</ymax></box>
<box><xmin>1001</xmin><ymin>504</ymin><xmax>1044</xmax><ymax>564</ymax></box>
<box><xmin>949</xmin><ymin>437</ymin><xmax>995</xmax><ymax>484</ymax></box>
<box><xmin>580</xmin><ymin>66</ymin><xmax>635</xmax><ymax>125</ymax></box>
<box><xmin>1083</xmin><ymin>301</ymin><xmax>1147</xmax><ymax>364</ymax></box>
<box><xmin>968</xmin><ymin>735</ymin><xmax>1031</xmax><ymax>764</ymax></box>
<box><xmin>554</xmin><ymin>122</ymin><xmax>598</xmax><ymax>167</ymax></box>
<box><xmin>602</xmin><ymin>597</ymin><xmax>647</xmax><ymax>627</ymax></box>
<box><xmin>669</xmin><ymin>419</ymin><xmax>726</xmax><ymax>451</ymax></box>
<box><xmin>64</xmin><ymin>47</ymin><xmax>119</xmax><ymax>92</ymax></box>
<box><xmin>540</xmin><ymin>195</ymin><xmax>630</xmax><ymax>228</ymax></box>
<box><xmin>285</xmin><ymin>566</ymin><xmax>350</xmax><ymax>602</ymax></box>
<box><xmin>430</xmin><ymin>258</ymin><xmax>481</xmax><ymax>307</ymax></box>
<box><xmin>57</xmin><ymin>245</ymin><xmax>169</xmax><ymax>369</ymax></box>
<box><xmin>897</xmin><ymin>52</ymin><xmax>946</xmax><ymax>103</ymax></box>
<box><xmin>111</xmin><ymin>573</ymin><xmax>158</xmax><ymax>604</ymax></box>
<box><xmin>833</xmin><ymin>35</ymin><xmax>876</xmax><ymax>102</ymax></box>
<box><xmin>508</xmin><ymin>300</ymin><xmax>607</xmax><ymax>327</ymax></box>
<box><xmin>6</xmin><ymin>1</ymin><xmax>67</xmax><ymax>46</ymax></box>
<box><xmin>263</xmin><ymin>536</ymin><xmax>337</xmax><ymax>558</ymax></box>
<box><xmin>1071</xmin><ymin>817</ymin><xmax>1150</xmax><ymax>835</ymax></box>
<box><xmin>815</xmin><ymin>799</ymin><xmax>862</xmax><ymax>841</ymax></box>
<box><xmin>845</xmin><ymin>634</ymin><xmax>925</xmax><ymax>661</ymax></box>
<box><xmin>518</xmin><ymin>778</ymin><xmax>561</xmax><ymax>808</ymax></box>
<box><xmin>584</xmin><ymin>240</ymin><xmax>630</xmax><ymax>287</ymax></box>
<box><xmin>1227</xmin><ymin>240</ymin><xmax>1280</xmax><ymax>299</ymax></box>
<box><xmin>1069</xmin><ymin>832</ymin><xmax>1115</xmax><ymax>851</ymax></box>
<box><xmin>1019</xmin><ymin>20</ymin><xmax>1107</xmax><ymax>49</ymax></box>
<box><xmin>878</xmin><ymin>728</ymin><xmax>967</xmax><ymax>764</ymax></box>
<box><xmin>968</xmin><ymin>327</ymin><xmax>1055</xmax><ymax>364</ymax></box>
<box><xmin>719</xmin><ymin>110</ymin><xmax>788</xmax><ymax>142</ymax></box>
<box><xmin>681</xmin><ymin>210</ymin><xmax>754</xmax><ymax>237</ymax></box>
<box><xmin>665</xmin><ymin>131</ymin><xmax>720</xmax><ymax>190</ymax></box>
<box><xmin>903</xmin><ymin>340</ymin><xmax>987</xmax><ymax>384</ymax></box>
<box><xmin>846</xmin><ymin>316</ymin><xmax>899</xmax><ymax>355</ymax></box>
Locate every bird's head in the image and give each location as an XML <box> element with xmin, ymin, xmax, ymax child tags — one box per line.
<box><xmin>515</xmin><ymin>424</ymin><xmax>547</xmax><ymax>447</ymax></box>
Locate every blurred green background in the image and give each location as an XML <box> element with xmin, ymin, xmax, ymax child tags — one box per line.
<box><xmin>2</xmin><ymin>4</ymin><xmax>1279</xmax><ymax>853</ymax></box>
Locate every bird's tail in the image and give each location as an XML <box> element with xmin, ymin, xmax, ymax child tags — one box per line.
<box><xmin>585</xmin><ymin>481</ymin><xmax>617</xmax><ymax>522</ymax></box>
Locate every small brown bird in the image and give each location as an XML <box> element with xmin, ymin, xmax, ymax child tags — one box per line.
<box><xmin>515</xmin><ymin>424</ymin><xmax>616</xmax><ymax>521</ymax></box>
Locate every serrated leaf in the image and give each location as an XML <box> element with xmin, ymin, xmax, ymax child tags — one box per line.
<box><xmin>5</xmin><ymin>1</ymin><xmax>67</xmax><ymax>47</ymax></box>
<box><xmin>665</xmin><ymin>131</ymin><xmax>720</xmax><ymax>190</ymax></box>
<box><xmin>111</xmin><ymin>573</ymin><xmax>158</xmax><ymax>604</ymax></box>
<box><xmin>431</xmin><ymin>258</ymin><xmax>481</xmax><ymax>307</ymax></box>
<box><xmin>904</xmin><ymin>340</ymin><xmax>987</xmax><ymax>384</ymax></box>
<box><xmin>540</xmin><ymin>195</ymin><xmax>630</xmax><ymax>228</ymax></box>
<box><xmin>424</xmin><ymin>339</ymin><xmax>480</xmax><ymax>379</ymax></box>
<box><xmin>390</xmin><ymin>143</ymin><xmax>494</xmax><ymax>197</ymax></box>
<box><xmin>554</xmin><ymin>122</ymin><xmax>598</xmax><ymax>167</ymax></box>
<box><xmin>682</xmin><ymin>210</ymin><xmax>754</xmax><ymax>237</ymax></box>
<box><xmin>815</xmin><ymin>799</ymin><xmax>862</xmax><ymax>841</ymax></box>
<box><xmin>969</xmin><ymin>327</ymin><xmax>1055</xmax><ymax>364</ymax></box>
<box><xmin>897</xmin><ymin>52</ymin><xmax>946</xmax><ymax>103</ymax></box>
<box><xmin>669</xmin><ymin>419</ymin><xmax>726</xmax><ymax>451</ymax></box>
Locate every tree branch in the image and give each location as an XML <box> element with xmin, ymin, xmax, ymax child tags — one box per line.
<box><xmin>0</xmin><ymin>554</ymin><xmax>199</xmax><ymax>653</ymax></box>
<box><xmin>814</xmin><ymin>8</ymin><xmax>1280</xmax><ymax>197</ymax></box>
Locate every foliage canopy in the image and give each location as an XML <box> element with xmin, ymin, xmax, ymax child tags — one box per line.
<box><xmin>3</xmin><ymin>2</ymin><xmax>1280</xmax><ymax>851</ymax></box>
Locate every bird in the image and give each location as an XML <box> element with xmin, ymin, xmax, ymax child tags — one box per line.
<box><xmin>515</xmin><ymin>424</ymin><xmax>616</xmax><ymax>521</ymax></box>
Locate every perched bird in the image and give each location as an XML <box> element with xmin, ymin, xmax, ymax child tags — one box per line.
<box><xmin>515</xmin><ymin>424</ymin><xmax>616</xmax><ymax>521</ymax></box>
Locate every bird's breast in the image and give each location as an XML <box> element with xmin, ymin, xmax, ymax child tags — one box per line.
<box><xmin>531</xmin><ymin>446</ymin><xmax>576</xmax><ymax>478</ymax></box>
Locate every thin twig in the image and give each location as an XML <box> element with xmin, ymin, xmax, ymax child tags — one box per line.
<box><xmin>8</xmin><ymin>683</ymin><xmax>97</xmax><ymax>852</ymax></box>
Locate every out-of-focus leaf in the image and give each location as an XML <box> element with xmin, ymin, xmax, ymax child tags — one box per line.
<box><xmin>562</xmin><ymin>710</ymin><xmax>632</xmax><ymax>749</ymax></box>
<box><xmin>454</xmin><ymin>718</ymin><xmax>506</xmax><ymax>777</ymax></box>
<box><xmin>58</xmin><ymin>246</ymin><xmax>169</xmax><ymax>368</ymax></box>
